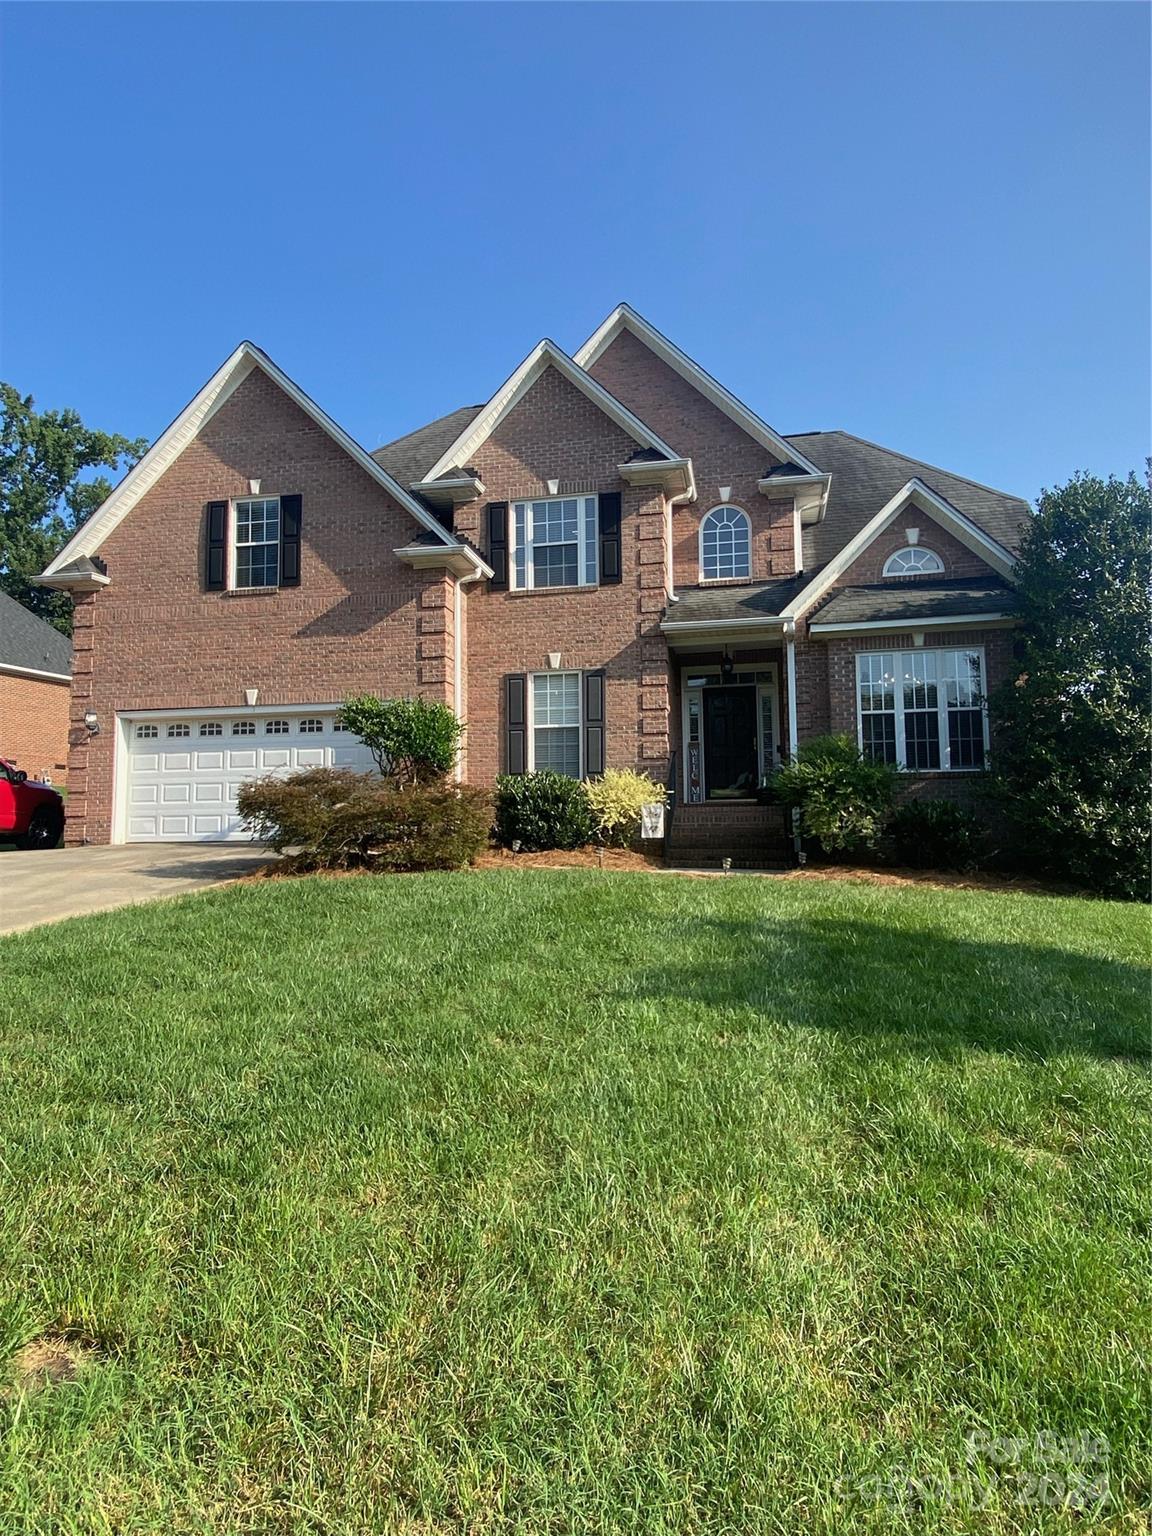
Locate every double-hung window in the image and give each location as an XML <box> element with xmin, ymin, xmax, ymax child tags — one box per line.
<box><xmin>531</xmin><ymin>672</ymin><xmax>582</xmax><ymax>777</ymax></box>
<box><xmin>857</xmin><ymin>648</ymin><xmax>987</xmax><ymax>771</ymax></box>
<box><xmin>233</xmin><ymin>497</ymin><xmax>280</xmax><ymax>589</ymax></box>
<box><xmin>512</xmin><ymin>496</ymin><xmax>598</xmax><ymax>590</ymax></box>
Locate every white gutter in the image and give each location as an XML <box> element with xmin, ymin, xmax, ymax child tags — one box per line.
<box><xmin>0</xmin><ymin>661</ymin><xmax>72</xmax><ymax>683</ymax></box>
<box><xmin>809</xmin><ymin>611</ymin><xmax>1014</xmax><ymax>635</ymax></box>
<box><xmin>783</xmin><ymin>619</ymin><xmax>799</xmax><ymax>760</ymax></box>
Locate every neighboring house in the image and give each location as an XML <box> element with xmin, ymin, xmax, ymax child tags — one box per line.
<box><xmin>0</xmin><ymin>591</ymin><xmax>72</xmax><ymax>785</ymax></box>
<box><xmin>37</xmin><ymin>304</ymin><xmax>1027</xmax><ymax>851</ymax></box>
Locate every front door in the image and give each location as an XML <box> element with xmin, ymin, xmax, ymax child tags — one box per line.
<box><xmin>703</xmin><ymin>686</ymin><xmax>758</xmax><ymax>799</ymax></box>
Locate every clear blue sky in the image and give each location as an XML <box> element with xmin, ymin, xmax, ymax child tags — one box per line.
<box><xmin>1</xmin><ymin>2</ymin><xmax>1147</xmax><ymax>502</ymax></box>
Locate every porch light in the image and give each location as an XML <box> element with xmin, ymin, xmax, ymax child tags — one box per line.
<box><xmin>720</xmin><ymin>651</ymin><xmax>735</xmax><ymax>682</ymax></box>
<box><xmin>83</xmin><ymin>710</ymin><xmax>99</xmax><ymax>736</ymax></box>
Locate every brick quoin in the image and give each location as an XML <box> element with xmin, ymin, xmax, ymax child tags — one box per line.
<box><xmin>0</xmin><ymin>672</ymin><xmax>70</xmax><ymax>784</ymax></box>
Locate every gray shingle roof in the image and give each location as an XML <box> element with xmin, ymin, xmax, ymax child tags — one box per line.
<box><xmin>811</xmin><ymin>579</ymin><xmax>1016</xmax><ymax>629</ymax></box>
<box><xmin>667</xmin><ymin>577</ymin><xmax>806</xmax><ymax>625</ymax></box>
<box><xmin>0</xmin><ymin>591</ymin><xmax>72</xmax><ymax>676</ymax></box>
<box><xmin>371</xmin><ymin>406</ymin><xmax>484</xmax><ymax>487</ymax></box>
<box><xmin>786</xmin><ymin>431</ymin><xmax>1031</xmax><ymax>572</ymax></box>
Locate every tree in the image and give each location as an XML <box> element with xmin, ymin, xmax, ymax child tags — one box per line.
<box><xmin>338</xmin><ymin>695</ymin><xmax>464</xmax><ymax>785</ymax></box>
<box><xmin>0</xmin><ymin>383</ymin><xmax>147</xmax><ymax>632</ymax></box>
<box><xmin>991</xmin><ymin>470</ymin><xmax>1151</xmax><ymax>900</ymax></box>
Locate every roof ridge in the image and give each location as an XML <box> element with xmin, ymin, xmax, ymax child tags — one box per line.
<box><xmin>793</xmin><ymin>429</ymin><xmax>1030</xmax><ymax>508</ymax></box>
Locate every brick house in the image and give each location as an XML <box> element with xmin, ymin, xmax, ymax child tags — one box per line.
<box><xmin>37</xmin><ymin>305</ymin><xmax>1027</xmax><ymax>856</ymax></box>
<box><xmin>0</xmin><ymin>590</ymin><xmax>72</xmax><ymax>785</ymax></box>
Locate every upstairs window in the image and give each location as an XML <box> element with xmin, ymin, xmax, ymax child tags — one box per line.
<box><xmin>700</xmin><ymin>506</ymin><xmax>751</xmax><ymax>580</ymax></box>
<box><xmin>233</xmin><ymin>497</ymin><xmax>280</xmax><ymax>589</ymax></box>
<box><xmin>511</xmin><ymin>496</ymin><xmax>598</xmax><ymax>590</ymax></box>
<box><xmin>883</xmin><ymin>547</ymin><xmax>944</xmax><ymax>577</ymax></box>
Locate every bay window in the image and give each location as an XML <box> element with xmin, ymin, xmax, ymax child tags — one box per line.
<box><xmin>857</xmin><ymin>648</ymin><xmax>987</xmax><ymax>771</ymax></box>
<box><xmin>512</xmin><ymin>496</ymin><xmax>598</xmax><ymax>590</ymax></box>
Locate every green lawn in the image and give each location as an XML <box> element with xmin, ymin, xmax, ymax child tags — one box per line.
<box><xmin>0</xmin><ymin>872</ymin><xmax>1148</xmax><ymax>1534</ymax></box>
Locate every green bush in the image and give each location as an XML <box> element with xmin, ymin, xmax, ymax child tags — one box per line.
<box><xmin>584</xmin><ymin>768</ymin><xmax>667</xmax><ymax>846</ymax></box>
<box><xmin>775</xmin><ymin>734</ymin><xmax>897</xmax><ymax>855</ymax></box>
<box><xmin>236</xmin><ymin>768</ymin><xmax>490</xmax><ymax>871</ymax></box>
<box><xmin>338</xmin><ymin>695</ymin><xmax>464</xmax><ymax>784</ymax></box>
<box><xmin>889</xmin><ymin>798</ymin><xmax>983</xmax><ymax>870</ymax></box>
<box><xmin>494</xmin><ymin>771</ymin><xmax>594</xmax><ymax>851</ymax></box>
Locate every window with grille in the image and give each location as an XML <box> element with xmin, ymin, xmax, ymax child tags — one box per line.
<box><xmin>700</xmin><ymin>506</ymin><xmax>751</xmax><ymax>580</ymax></box>
<box><xmin>857</xmin><ymin>649</ymin><xmax>987</xmax><ymax>771</ymax></box>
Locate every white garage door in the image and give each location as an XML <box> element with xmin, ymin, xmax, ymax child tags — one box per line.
<box><xmin>122</xmin><ymin>710</ymin><xmax>378</xmax><ymax>842</ymax></box>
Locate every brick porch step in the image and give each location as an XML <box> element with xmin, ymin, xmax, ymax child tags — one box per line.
<box><xmin>665</xmin><ymin>802</ymin><xmax>793</xmax><ymax>870</ymax></box>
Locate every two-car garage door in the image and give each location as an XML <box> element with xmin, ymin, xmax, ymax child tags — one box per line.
<box><xmin>123</xmin><ymin>710</ymin><xmax>377</xmax><ymax>842</ymax></box>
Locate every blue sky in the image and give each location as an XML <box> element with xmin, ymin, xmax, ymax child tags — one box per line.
<box><xmin>1</xmin><ymin>2</ymin><xmax>1147</xmax><ymax>502</ymax></box>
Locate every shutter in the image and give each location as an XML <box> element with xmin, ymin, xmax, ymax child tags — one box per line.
<box><xmin>598</xmin><ymin>492</ymin><xmax>622</xmax><ymax>585</ymax></box>
<box><xmin>505</xmin><ymin>673</ymin><xmax>527</xmax><ymax>774</ymax></box>
<box><xmin>280</xmin><ymin>494</ymin><xmax>302</xmax><ymax>587</ymax></box>
<box><xmin>583</xmin><ymin>669</ymin><xmax>605</xmax><ymax>778</ymax></box>
<box><xmin>205</xmin><ymin>501</ymin><xmax>228</xmax><ymax>590</ymax></box>
<box><xmin>487</xmin><ymin>502</ymin><xmax>509</xmax><ymax>589</ymax></box>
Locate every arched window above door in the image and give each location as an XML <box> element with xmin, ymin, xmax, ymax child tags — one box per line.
<box><xmin>700</xmin><ymin>506</ymin><xmax>751</xmax><ymax>580</ymax></box>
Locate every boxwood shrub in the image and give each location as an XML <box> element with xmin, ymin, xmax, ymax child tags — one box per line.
<box><xmin>494</xmin><ymin>770</ymin><xmax>594</xmax><ymax>851</ymax></box>
<box><xmin>890</xmin><ymin>798</ymin><xmax>983</xmax><ymax>870</ymax></box>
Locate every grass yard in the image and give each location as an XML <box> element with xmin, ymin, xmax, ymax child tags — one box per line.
<box><xmin>0</xmin><ymin>871</ymin><xmax>1148</xmax><ymax>1534</ymax></box>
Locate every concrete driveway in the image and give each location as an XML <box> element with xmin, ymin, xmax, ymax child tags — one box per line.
<box><xmin>0</xmin><ymin>844</ymin><xmax>277</xmax><ymax>935</ymax></box>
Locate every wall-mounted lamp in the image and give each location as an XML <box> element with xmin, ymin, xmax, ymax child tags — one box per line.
<box><xmin>244</xmin><ymin>688</ymin><xmax>259</xmax><ymax>707</ymax></box>
<box><xmin>720</xmin><ymin>650</ymin><xmax>735</xmax><ymax>682</ymax></box>
<box><xmin>83</xmin><ymin>710</ymin><xmax>100</xmax><ymax>736</ymax></box>
<box><xmin>548</xmin><ymin>652</ymin><xmax>562</xmax><ymax>670</ymax></box>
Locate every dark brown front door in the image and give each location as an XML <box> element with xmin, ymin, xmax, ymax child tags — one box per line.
<box><xmin>703</xmin><ymin>686</ymin><xmax>758</xmax><ymax>799</ymax></box>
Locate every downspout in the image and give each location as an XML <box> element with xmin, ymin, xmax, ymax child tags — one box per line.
<box><xmin>453</xmin><ymin>569</ymin><xmax>484</xmax><ymax>782</ymax></box>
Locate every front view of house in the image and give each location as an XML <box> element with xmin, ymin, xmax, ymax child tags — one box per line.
<box><xmin>38</xmin><ymin>305</ymin><xmax>1026</xmax><ymax>853</ymax></box>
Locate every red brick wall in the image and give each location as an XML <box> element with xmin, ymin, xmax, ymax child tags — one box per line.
<box><xmin>451</xmin><ymin>363</ymin><xmax>672</xmax><ymax>786</ymax></box>
<box><xmin>835</xmin><ymin>509</ymin><xmax>999</xmax><ymax>586</ymax></box>
<box><xmin>67</xmin><ymin>366</ymin><xmax>456</xmax><ymax>844</ymax></box>
<box><xmin>585</xmin><ymin>329</ymin><xmax>797</xmax><ymax>584</ymax></box>
<box><xmin>0</xmin><ymin>671</ymin><xmax>70</xmax><ymax>785</ymax></box>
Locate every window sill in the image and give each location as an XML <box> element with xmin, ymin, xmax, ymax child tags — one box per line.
<box><xmin>219</xmin><ymin>586</ymin><xmax>280</xmax><ymax>598</ymax></box>
<box><xmin>506</xmin><ymin>584</ymin><xmax>600</xmax><ymax>598</ymax></box>
<box><xmin>697</xmin><ymin>576</ymin><xmax>755</xmax><ymax>587</ymax></box>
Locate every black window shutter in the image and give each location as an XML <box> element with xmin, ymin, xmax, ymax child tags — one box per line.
<box><xmin>583</xmin><ymin>670</ymin><xmax>606</xmax><ymax>777</ymax></box>
<box><xmin>505</xmin><ymin>673</ymin><xmax>527</xmax><ymax>774</ymax></box>
<box><xmin>487</xmin><ymin>502</ymin><xmax>509</xmax><ymax>589</ymax></box>
<box><xmin>280</xmin><ymin>494</ymin><xmax>302</xmax><ymax>587</ymax></box>
<box><xmin>598</xmin><ymin>492</ymin><xmax>622</xmax><ymax>585</ymax></box>
<box><xmin>205</xmin><ymin>501</ymin><xmax>228</xmax><ymax>590</ymax></box>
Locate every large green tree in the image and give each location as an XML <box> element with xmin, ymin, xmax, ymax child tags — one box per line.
<box><xmin>991</xmin><ymin>469</ymin><xmax>1151</xmax><ymax>900</ymax></box>
<box><xmin>0</xmin><ymin>383</ymin><xmax>147</xmax><ymax>633</ymax></box>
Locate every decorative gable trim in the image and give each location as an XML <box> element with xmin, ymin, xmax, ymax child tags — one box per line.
<box><xmin>574</xmin><ymin>303</ymin><xmax>824</xmax><ymax>478</ymax></box>
<box><xmin>781</xmin><ymin>478</ymin><xmax>1018</xmax><ymax>620</ymax></box>
<box><xmin>40</xmin><ymin>342</ymin><xmax>459</xmax><ymax>581</ymax></box>
<box><xmin>421</xmin><ymin>339</ymin><xmax>694</xmax><ymax>500</ymax></box>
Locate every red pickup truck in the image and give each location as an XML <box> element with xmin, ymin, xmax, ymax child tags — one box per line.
<box><xmin>0</xmin><ymin>758</ymin><xmax>65</xmax><ymax>849</ymax></box>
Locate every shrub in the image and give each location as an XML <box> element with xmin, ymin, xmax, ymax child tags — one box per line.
<box><xmin>494</xmin><ymin>771</ymin><xmax>594</xmax><ymax>851</ymax></box>
<box><xmin>889</xmin><ymin>799</ymin><xmax>983</xmax><ymax>870</ymax></box>
<box><xmin>338</xmin><ymin>695</ymin><xmax>464</xmax><ymax>784</ymax></box>
<box><xmin>584</xmin><ymin>768</ymin><xmax>668</xmax><ymax>846</ymax></box>
<box><xmin>236</xmin><ymin>768</ymin><xmax>490</xmax><ymax>871</ymax></box>
<box><xmin>774</xmin><ymin>734</ymin><xmax>897</xmax><ymax>855</ymax></box>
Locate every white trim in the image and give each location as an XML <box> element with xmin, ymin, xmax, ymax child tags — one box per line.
<box><xmin>662</xmin><ymin>615</ymin><xmax>786</xmax><ymax>633</ymax></box>
<box><xmin>784</xmin><ymin>620</ymin><xmax>799</xmax><ymax>762</ymax></box>
<box><xmin>116</xmin><ymin>702</ymin><xmax>353</xmax><ymax>721</ymax></box>
<box><xmin>422</xmin><ymin>339</ymin><xmax>685</xmax><ymax>486</ymax></box>
<box><xmin>698</xmin><ymin>504</ymin><xmax>752</xmax><ymax>582</ymax></box>
<box><xmin>781</xmin><ymin>478</ymin><xmax>1017</xmax><ymax>620</ymax></box>
<box><xmin>882</xmin><ymin>546</ymin><xmax>944</xmax><ymax>578</ymax></box>
<box><xmin>574</xmin><ymin>304</ymin><xmax>823</xmax><ymax>476</ymax></box>
<box><xmin>393</xmin><ymin>542</ymin><xmax>494</xmax><ymax>580</ymax></box>
<box><xmin>229</xmin><ymin>494</ymin><xmax>281</xmax><ymax>592</ymax></box>
<box><xmin>41</xmin><ymin>343</ymin><xmax>456</xmax><ymax>579</ymax></box>
<box><xmin>0</xmin><ymin>661</ymin><xmax>71</xmax><ymax>683</ymax></box>
<box><xmin>810</xmin><ymin>612</ymin><xmax>1013</xmax><ymax>635</ymax></box>
<box><xmin>854</xmin><ymin>645</ymin><xmax>991</xmax><ymax>773</ymax></box>
<box><xmin>511</xmin><ymin>494</ymin><xmax>599</xmax><ymax>591</ymax></box>
<box><xmin>526</xmin><ymin>669</ymin><xmax>583</xmax><ymax>778</ymax></box>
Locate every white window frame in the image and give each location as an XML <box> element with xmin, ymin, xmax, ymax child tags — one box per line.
<box><xmin>882</xmin><ymin>547</ymin><xmax>945</xmax><ymax>578</ymax></box>
<box><xmin>855</xmin><ymin>647</ymin><xmax>990</xmax><ymax>773</ymax></box>
<box><xmin>230</xmin><ymin>495</ymin><xmax>281</xmax><ymax>591</ymax></box>
<box><xmin>511</xmin><ymin>496</ymin><xmax>598</xmax><ymax>591</ymax></box>
<box><xmin>699</xmin><ymin>505</ymin><xmax>752</xmax><ymax>582</ymax></box>
<box><xmin>527</xmin><ymin>670</ymin><xmax>583</xmax><ymax>778</ymax></box>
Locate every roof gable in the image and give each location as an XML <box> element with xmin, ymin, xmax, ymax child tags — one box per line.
<box><xmin>41</xmin><ymin>343</ymin><xmax>458</xmax><ymax>579</ymax></box>
<box><xmin>420</xmin><ymin>340</ymin><xmax>685</xmax><ymax>485</ymax></box>
<box><xmin>574</xmin><ymin>304</ymin><xmax>822</xmax><ymax>476</ymax></box>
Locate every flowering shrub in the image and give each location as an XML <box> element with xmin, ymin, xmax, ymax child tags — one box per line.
<box><xmin>584</xmin><ymin>769</ymin><xmax>667</xmax><ymax>846</ymax></box>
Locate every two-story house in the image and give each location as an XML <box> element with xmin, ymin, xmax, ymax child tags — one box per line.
<box><xmin>38</xmin><ymin>304</ymin><xmax>1026</xmax><ymax>855</ymax></box>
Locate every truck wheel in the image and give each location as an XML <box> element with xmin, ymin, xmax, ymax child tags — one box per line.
<box><xmin>17</xmin><ymin>808</ymin><xmax>64</xmax><ymax>850</ymax></box>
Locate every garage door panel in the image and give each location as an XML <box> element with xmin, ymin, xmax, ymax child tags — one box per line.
<box><xmin>123</xmin><ymin>712</ymin><xmax>378</xmax><ymax>842</ymax></box>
